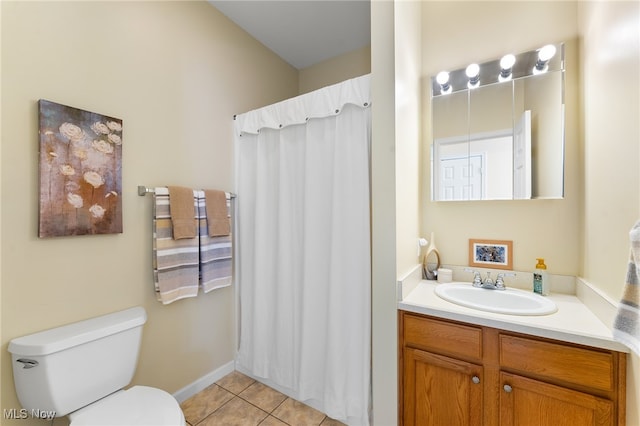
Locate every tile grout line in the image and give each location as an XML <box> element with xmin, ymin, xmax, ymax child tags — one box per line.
<box><xmin>231</xmin><ymin>383</ymin><xmax>332</xmax><ymax>426</ymax></box>
<box><xmin>229</xmin><ymin>385</ymin><xmax>328</xmax><ymax>426</ymax></box>
<box><xmin>219</xmin><ymin>378</ymin><xmax>289</xmax><ymax>417</ymax></box>
<box><xmin>194</xmin><ymin>393</ymin><xmax>270</xmax><ymax>426</ymax></box>
<box><xmin>216</xmin><ymin>381</ymin><xmax>290</xmax><ymax>425</ymax></box>
<box><xmin>191</xmin><ymin>374</ymin><xmax>338</xmax><ymax>426</ymax></box>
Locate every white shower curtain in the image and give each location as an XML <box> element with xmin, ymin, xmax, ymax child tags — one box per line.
<box><xmin>234</xmin><ymin>75</ymin><xmax>371</xmax><ymax>425</ymax></box>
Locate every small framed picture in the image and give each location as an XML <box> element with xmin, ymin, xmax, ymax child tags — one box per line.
<box><xmin>469</xmin><ymin>239</ymin><xmax>513</xmax><ymax>270</ymax></box>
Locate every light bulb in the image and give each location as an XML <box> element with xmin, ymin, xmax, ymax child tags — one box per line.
<box><xmin>436</xmin><ymin>71</ymin><xmax>449</xmax><ymax>85</ymax></box>
<box><xmin>436</xmin><ymin>71</ymin><xmax>451</xmax><ymax>94</ymax></box>
<box><xmin>499</xmin><ymin>54</ymin><xmax>516</xmax><ymax>81</ymax></box>
<box><xmin>465</xmin><ymin>63</ymin><xmax>480</xmax><ymax>78</ymax></box>
<box><xmin>466</xmin><ymin>63</ymin><xmax>480</xmax><ymax>88</ymax></box>
<box><xmin>534</xmin><ymin>45</ymin><xmax>557</xmax><ymax>73</ymax></box>
<box><xmin>538</xmin><ymin>44</ymin><xmax>556</xmax><ymax>62</ymax></box>
<box><xmin>500</xmin><ymin>54</ymin><xmax>516</xmax><ymax>70</ymax></box>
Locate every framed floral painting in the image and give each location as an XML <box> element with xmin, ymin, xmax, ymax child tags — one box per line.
<box><xmin>38</xmin><ymin>100</ymin><xmax>122</xmax><ymax>237</ymax></box>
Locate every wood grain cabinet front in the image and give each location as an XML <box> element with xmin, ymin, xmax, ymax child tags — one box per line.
<box><xmin>499</xmin><ymin>371</ymin><xmax>615</xmax><ymax>426</ymax></box>
<box><xmin>403</xmin><ymin>347</ymin><xmax>483</xmax><ymax>426</ymax></box>
<box><xmin>399</xmin><ymin>311</ymin><xmax>626</xmax><ymax>426</ymax></box>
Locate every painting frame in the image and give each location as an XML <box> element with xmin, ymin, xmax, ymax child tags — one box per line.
<box><xmin>468</xmin><ymin>239</ymin><xmax>513</xmax><ymax>270</ymax></box>
<box><xmin>38</xmin><ymin>99</ymin><xmax>123</xmax><ymax>237</ymax></box>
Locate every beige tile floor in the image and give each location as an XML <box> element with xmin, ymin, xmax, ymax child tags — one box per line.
<box><xmin>180</xmin><ymin>370</ymin><xmax>347</xmax><ymax>426</ymax></box>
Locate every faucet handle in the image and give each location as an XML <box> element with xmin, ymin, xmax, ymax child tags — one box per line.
<box><xmin>465</xmin><ymin>268</ymin><xmax>483</xmax><ymax>287</ymax></box>
<box><xmin>495</xmin><ymin>272</ymin><xmax>516</xmax><ymax>290</ymax></box>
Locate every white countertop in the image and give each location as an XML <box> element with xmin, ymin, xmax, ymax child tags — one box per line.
<box><xmin>399</xmin><ymin>280</ymin><xmax>629</xmax><ymax>353</ymax></box>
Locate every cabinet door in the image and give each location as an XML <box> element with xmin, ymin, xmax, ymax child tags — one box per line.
<box><xmin>403</xmin><ymin>347</ymin><xmax>483</xmax><ymax>426</ymax></box>
<box><xmin>500</xmin><ymin>372</ymin><xmax>614</xmax><ymax>426</ymax></box>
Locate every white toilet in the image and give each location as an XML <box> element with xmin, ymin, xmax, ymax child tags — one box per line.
<box><xmin>8</xmin><ymin>307</ymin><xmax>185</xmax><ymax>425</ymax></box>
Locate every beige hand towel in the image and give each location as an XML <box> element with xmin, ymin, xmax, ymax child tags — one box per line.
<box><xmin>204</xmin><ymin>189</ymin><xmax>230</xmax><ymax>237</ymax></box>
<box><xmin>168</xmin><ymin>186</ymin><xmax>197</xmax><ymax>239</ymax></box>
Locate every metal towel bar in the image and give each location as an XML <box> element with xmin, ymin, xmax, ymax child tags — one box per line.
<box><xmin>137</xmin><ymin>185</ymin><xmax>236</xmax><ymax>199</ymax></box>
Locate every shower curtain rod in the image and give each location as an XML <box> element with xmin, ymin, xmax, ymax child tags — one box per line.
<box><xmin>137</xmin><ymin>185</ymin><xmax>236</xmax><ymax>199</ymax></box>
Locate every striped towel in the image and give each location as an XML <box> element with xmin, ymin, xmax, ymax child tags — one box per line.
<box><xmin>197</xmin><ymin>190</ymin><xmax>233</xmax><ymax>293</ymax></box>
<box><xmin>613</xmin><ymin>220</ymin><xmax>640</xmax><ymax>356</ymax></box>
<box><xmin>153</xmin><ymin>187</ymin><xmax>199</xmax><ymax>304</ymax></box>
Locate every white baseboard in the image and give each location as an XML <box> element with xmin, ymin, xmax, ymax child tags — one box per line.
<box><xmin>172</xmin><ymin>360</ymin><xmax>235</xmax><ymax>403</ymax></box>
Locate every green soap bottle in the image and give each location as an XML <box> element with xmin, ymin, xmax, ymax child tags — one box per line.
<box><xmin>533</xmin><ymin>258</ymin><xmax>549</xmax><ymax>296</ymax></box>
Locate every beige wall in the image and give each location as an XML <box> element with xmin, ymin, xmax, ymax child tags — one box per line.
<box><xmin>0</xmin><ymin>1</ymin><xmax>298</xmax><ymax>425</ymax></box>
<box><xmin>370</xmin><ymin>2</ymin><xmax>425</xmax><ymax>424</ymax></box>
<box><xmin>579</xmin><ymin>0</ymin><xmax>640</xmax><ymax>307</ymax></box>
<box><xmin>578</xmin><ymin>2</ymin><xmax>640</xmax><ymax>424</ymax></box>
<box><xmin>370</xmin><ymin>1</ymin><xmax>398</xmax><ymax>424</ymax></box>
<box><xmin>422</xmin><ymin>1</ymin><xmax>581</xmax><ymax>275</ymax></box>
<box><xmin>299</xmin><ymin>45</ymin><xmax>371</xmax><ymax>94</ymax></box>
<box><xmin>0</xmin><ymin>0</ymin><xmax>3</xmax><ymax>413</ymax></box>
<box><xmin>394</xmin><ymin>1</ymin><xmax>423</xmax><ymax>280</ymax></box>
<box><xmin>421</xmin><ymin>1</ymin><xmax>639</xmax><ymax>424</ymax></box>
<box><xmin>3</xmin><ymin>1</ymin><xmax>637</xmax><ymax>425</ymax></box>
<box><xmin>370</xmin><ymin>1</ymin><xmax>424</xmax><ymax>423</ymax></box>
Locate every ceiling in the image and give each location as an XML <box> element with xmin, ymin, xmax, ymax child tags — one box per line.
<box><xmin>208</xmin><ymin>0</ymin><xmax>371</xmax><ymax>70</ymax></box>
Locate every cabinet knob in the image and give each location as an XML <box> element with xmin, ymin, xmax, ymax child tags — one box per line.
<box><xmin>472</xmin><ymin>376</ymin><xmax>480</xmax><ymax>384</ymax></box>
<box><xmin>503</xmin><ymin>384</ymin><xmax>513</xmax><ymax>393</ymax></box>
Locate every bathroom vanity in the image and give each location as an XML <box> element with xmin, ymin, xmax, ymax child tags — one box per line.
<box><xmin>398</xmin><ymin>280</ymin><xmax>628</xmax><ymax>426</ymax></box>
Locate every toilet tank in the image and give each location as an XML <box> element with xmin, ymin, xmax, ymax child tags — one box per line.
<box><xmin>8</xmin><ymin>307</ymin><xmax>147</xmax><ymax>417</ymax></box>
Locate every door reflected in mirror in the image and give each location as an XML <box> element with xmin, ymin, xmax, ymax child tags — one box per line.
<box><xmin>431</xmin><ymin>43</ymin><xmax>565</xmax><ymax>201</ymax></box>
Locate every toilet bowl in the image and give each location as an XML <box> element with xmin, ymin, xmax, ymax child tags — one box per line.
<box><xmin>68</xmin><ymin>386</ymin><xmax>185</xmax><ymax>426</ymax></box>
<box><xmin>8</xmin><ymin>307</ymin><xmax>185</xmax><ymax>425</ymax></box>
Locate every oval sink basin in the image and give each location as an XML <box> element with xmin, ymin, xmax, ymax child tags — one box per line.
<box><xmin>434</xmin><ymin>283</ymin><xmax>557</xmax><ymax>316</ymax></box>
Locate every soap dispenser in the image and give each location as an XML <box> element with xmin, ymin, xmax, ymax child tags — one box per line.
<box><xmin>533</xmin><ymin>258</ymin><xmax>549</xmax><ymax>296</ymax></box>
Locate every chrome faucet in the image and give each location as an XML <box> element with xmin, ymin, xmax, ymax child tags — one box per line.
<box><xmin>465</xmin><ymin>268</ymin><xmax>515</xmax><ymax>290</ymax></box>
<box><xmin>470</xmin><ymin>270</ymin><xmax>483</xmax><ymax>287</ymax></box>
<box><xmin>495</xmin><ymin>272</ymin><xmax>516</xmax><ymax>290</ymax></box>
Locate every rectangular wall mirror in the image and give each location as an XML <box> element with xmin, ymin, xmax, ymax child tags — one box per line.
<box><xmin>431</xmin><ymin>43</ymin><xmax>565</xmax><ymax>201</ymax></box>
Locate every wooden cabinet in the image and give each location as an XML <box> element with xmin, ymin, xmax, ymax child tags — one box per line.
<box><xmin>499</xmin><ymin>372</ymin><xmax>614</xmax><ymax>426</ymax></box>
<box><xmin>399</xmin><ymin>311</ymin><xmax>626</xmax><ymax>426</ymax></box>
<box><xmin>403</xmin><ymin>347</ymin><xmax>483</xmax><ymax>426</ymax></box>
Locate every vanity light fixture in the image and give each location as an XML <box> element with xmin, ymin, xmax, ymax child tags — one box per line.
<box><xmin>534</xmin><ymin>44</ymin><xmax>557</xmax><ymax>74</ymax></box>
<box><xmin>436</xmin><ymin>71</ymin><xmax>452</xmax><ymax>94</ymax></box>
<box><xmin>466</xmin><ymin>63</ymin><xmax>480</xmax><ymax>88</ymax></box>
<box><xmin>431</xmin><ymin>42</ymin><xmax>563</xmax><ymax>97</ymax></box>
<box><xmin>499</xmin><ymin>54</ymin><xmax>516</xmax><ymax>82</ymax></box>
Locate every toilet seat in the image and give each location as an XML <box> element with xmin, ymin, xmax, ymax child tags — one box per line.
<box><xmin>68</xmin><ymin>386</ymin><xmax>185</xmax><ymax>426</ymax></box>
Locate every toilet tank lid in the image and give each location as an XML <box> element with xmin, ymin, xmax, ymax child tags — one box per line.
<box><xmin>8</xmin><ymin>307</ymin><xmax>147</xmax><ymax>357</ymax></box>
